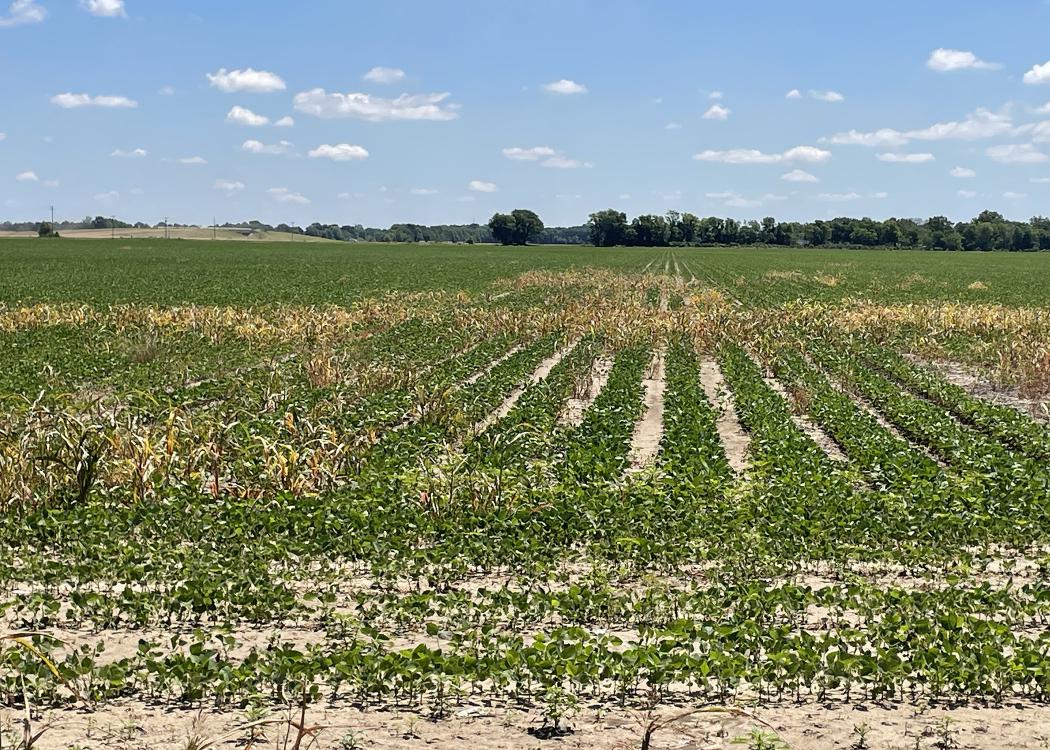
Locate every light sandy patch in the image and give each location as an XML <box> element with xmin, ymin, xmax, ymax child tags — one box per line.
<box><xmin>628</xmin><ymin>349</ymin><xmax>667</xmax><ymax>471</ymax></box>
<box><xmin>559</xmin><ymin>357</ymin><xmax>613</xmax><ymax>428</ymax></box>
<box><xmin>909</xmin><ymin>355</ymin><xmax>1049</xmax><ymax>422</ymax></box>
<box><xmin>11</xmin><ymin>698</ymin><xmax>1050</xmax><ymax>750</ymax></box>
<box><xmin>699</xmin><ymin>358</ymin><xmax>750</xmax><ymax>473</ymax></box>
<box><xmin>764</xmin><ymin>375</ymin><xmax>849</xmax><ymax>463</ymax></box>
<box><xmin>473</xmin><ymin>340</ymin><xmax>578</xmax><ymax>434</ymax></box>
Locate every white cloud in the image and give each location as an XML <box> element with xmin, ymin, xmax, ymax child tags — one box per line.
<box><xmin>111</xmin><ymin>147</ymin><xmax>147</xmax><ymax>158</ymax></box>
<box><xmin>0</xmin><ymin>0</ymin><xmax>46</xmax><ymax>27</ymax></box>
<box><xmin>1022</xmin><ymin>121</ymin><xmax>1050</xmax><ymax>143</ymax></box>
<box><xmin>213</xmin><ymin>179</ymin><xmax>245</xmax><ymax>193</ymax></box>
<box><xmin>15</xmin><ymin>170</ymin><xmax>38</xmax><ymax>181</ymax></box>
<box><xmin>957</xmin><ymin>189</ymin><xmax>977</xmax><ymax>198</ymax></box>
<box><xmin>708</xmin><ymin>91</ymin><xmax>724</xmax><ymax>100</ymax></box>
<box><xmin>907</xmin><ymin>108</ymin><xmax>1012</xmax><ymax>141</ymax></box>
<box><xmin>226</xmin><ymin>106</ymin><xmax>270</xmax><ymax>127</ymax></box>
<box><xmin>273</xmin><ymin>116</ymin><xmax>294</xmax><ymax>127</ymax></box>
<box><xmin>0</xmin><ymin>133</ymin><xmax>6</xmax><ymax>141</ymax></box>
<box><xmin>469</xmin><ymin>180</ymin><xmax>497</xmax><ymax>193</ymax></box>
<box><xmin>817</xmin><ymin>192</ymin><xmax>863</xmax><ymax>201</ymax></box>
<box><xmin>410</xmin><ymin>188</ymin><xmax>438</xmax><ymax>195</ymax></box>
<box><xmin>363</xmin><ymin>66</ymin><xmax>406</xmax><ymax>84</ymax></box>
<box><xmin>950</xmin><ymin>166</ymin><xmax>976</xmax><ymax>178</ymax></box>
<box><xmin>827</xmin><ymin>108</ymin><xmax>1013</xmax><ymax>148</ymax></box>
<box><xmin>206</xmin><ymin>68</ymin><xmax>286</xmax><ymax>93</ymax></box>
<box><xmin>702</xmin><ymin>104</ymin><xmax>730</xmax><ymax>120</ymax></box>
<box><xmin>94</xmin><ymin>190</ymin><xmax>119</xmax><ymax>202</ymax></box>
<box><xmin>824</xmin><ymin>128</ymin><xmax>909</xmax><ymax>147</ymax></box>
<box><xmin>502</xmin><ymin>146</ymin><xmax>557</xmax><ymax>161</ymax></box>
<box><xmin>543</xmin><ymin>79</ymin><xmax>587</xmax><ymax>95</ymax></box>
<box><xmin>43</xmin><ymin>179</ymin><xmax>59</xmax><ymax>188</ymax></box>
<box><xmin>80</xmin><ymin>0</ymin><xmax>125</xmax><ymax>17</ymax></box>
<box><xmin>987</xmin><ymin>143</ymin><xmax>1050</xmax><ymax>164</ymax></box>
<box><xmin>293</xmin><ymin>89</ymin><xmax>459</xmax><ymax>121</ymax></box>
<box><xmin>810</xmin><ymin>90</ymin><xmax>845</xmax><ymax>102</ymax></box>
<box><xmin>1003</xmin><ymin>191</ymin><xmax>1027</xmax><ymax>199</ymax></box>
<box><xmin>51</xmin><ymin>92</ymin><xmax>137</xmax><ymax>108</ymax></box>
<box><xmin>871</xmin><ymin>191</ymin><xmax>889</xmax><ymax>199</ymax></box>
<box><xmin>1036</xmin><ymin>102</ymin><xmax>1050</xmax><ymax>115</ymax></box>
<box><xmin>1024</xmin><ymin>60</ymin><xmax>1050</xmax><ymax>85</ymax></box>
<box><xmin>781</xmin><ymin>168</ymin><xmax>818</xmax><ymax>183</ymax></box>
<box><xmin>1030</xmin><ymin>177</ymin><xmax>1050</xmax><ymax>183</ymax></box>
<box><xmin>503</xmin><ymin>145</ymin><xmax>590</xmax><ymax>168</ymax></box>
<box><xmin>926</xmin><ymin>48</ymin><xmax>999</xmax><ymax>72</ymax></box>
<box><xmin>693</xmin><ymin>145</ymin><xmax>831</xmax><ymax>164</ymax></box>
<box><xmin>308</xmin><ymin>143</ymin><xmax>369</xmax><ymax>161</ymax></box>
<box><xmin>177</xmin><ymin>156</ymin><xmax>207</xmax><ymax>165</ymax></box>
<box><xmin>268</xmin><ymin>187</ymin><xmax>310</xmax><ymax>204</ymax></box>
<box><xmin>785</xmin><ymin>89</ymin><xmax>801</xmax><ymax>99</ymax></box>
<box><xmin>241</xmin><ymin>139</ymin><xmax>291</xmax><ymax>155</ymax></box>
<box><xmin>665</xmin><ymin>122</ymin><xmax>682</xmax><ymax>130</ymax></box>
<box><xmin>158</xmin><ymin>86</ymin><xmax>175</xmax><ymax>96</ymax></box>
<box><xmin>877</xmin><ymin>152</ymin><xmax>935</xmax><ymax>163</ymax></box>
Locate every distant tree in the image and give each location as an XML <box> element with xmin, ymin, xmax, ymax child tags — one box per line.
<box><xmin>976</xmin><ymin>210</ymin><xmax>1005</xmax><ymax>223</ymax></box>
<box><xmin>679</xmin><ymin>212</ymin><xmax>701</xmax><ymax>244</ymax></box>
<box><xmin>510</xmin><ymin>209</ymin><xmax>544</xmax><ymax>244</ymax></box>
<box><xmin>37</xmin><ymin>222</ymin><xmax>55</xmax><ymax>237</ymax></box>
<box><xmin>488</xmin><ymin>213</ymin><xmax>516</xmax><ymax>245</ymax></box>
<box><xmin>631</xmin><ymin>214</ymin><xmax>670</xmax><ymax>246</ymax></box>
<box><xmin>587</xmin><ymin>209</ymin><xmax>630</xmax><ymax>246</ymax></box>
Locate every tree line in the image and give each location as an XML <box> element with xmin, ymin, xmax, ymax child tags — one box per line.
<box><xmin>586</xmin><ymin>209</ymin><xmax>1050</xmax><ymax>251</ymax></box>
<box><xmin>4</xmin><ymin>209</ymin><xmax>1049</xmax><ymax>250</ymax></box>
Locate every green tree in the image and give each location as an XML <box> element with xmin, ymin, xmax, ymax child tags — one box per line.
<box><xmin>488</xmin><ymin>213</ymin><xmax>516</xmax><ymax>245</ymax></box>
<box><xmin>587</xmin><ymin>209</ymin><xmax>630</xmax><ymax>246</ymax></box>
<box><xmin>510</xmin><ymin>209</ymin><xmax>544</xmax><ymax>244</ymax></box>
<box><xmin>631</xmin><ymin>214</ymin><xmax>670</xmax><ymax>246</ymax></box>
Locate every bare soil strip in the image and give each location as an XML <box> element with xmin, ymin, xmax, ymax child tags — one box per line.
<box><xmin>559</xmin><ymin>356</ymin><xmax>614</xmax><ymax>427</ymax></box>
<box><xmin>699</xmin><ymin>358</ymin><xmax>750</xmax><ymax>473</ymax></box>
<box><xmin>764</xmin><ymin>375</ymin><xmax>849</xmax><ymax>463</ymax></box>
<box><xmin>473</xmin><ymin>339</ymin><xmax>579</xmax><ymax>435</ymax></box>
<box><xmin>461</xmin><ymin>344</ymin><xmax>522</xmax><ymax>386</ymax></box>
<box><xmin>628</xmin><ymin>348</ymin><xmax>667</xmax><ymax>471</ymax></box>
<box><xmin>909</xmin><ymin>354</ymin><xmax>1049</xmax><ymax>422</ymax></box>
<box><xmin>658</xmin><ymin>287</ymin><xmax>669</xmax><ymax>312</ymax></box>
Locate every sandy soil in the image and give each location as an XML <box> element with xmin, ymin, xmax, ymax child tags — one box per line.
<box><xmin>763</xmin><ymin>376</ymin><xmax>849</xmax><ymax>464</ymax></box>
<box><xmin>463</xmin><ymin>345</ymin><xmax>523</xmax><ymax>386</ymax></box>
<box><xmin>9</xmin><ymin>699</ymin><xmax>1050</xmax><ymax>749</ymax></box>
<box><xmin>910</xmin><ymin>356</ymin><xmax>1049</xmax><ymax>423</ymax></box>
<box><xmin>628</xmin><ymin>349</ymin><xmax>667</xmax><ymax>471</ymax></box>
<box><xmin>698</xmin><ymin>359</ymin><xmax>750</xmax><ymax>474</ymax></box>
<box><xmin>474</xmin><ymin>340</ymin><xmax>579</xmax><ymax>434</ymax></box>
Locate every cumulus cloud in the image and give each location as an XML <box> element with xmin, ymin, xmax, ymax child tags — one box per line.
<box><xmin>273</xmin><ymin>116</ymin><xmax>294</xmax><ymax>127</ymax></box>
<box><xmin>308</xmin><ymin>143</ymin><xmax>369</xmax><ymax>161</ymax></box>
<box><xmin>410</xmin><ymin>188</ymin><xmax>438</xmax><ymax>195</ymax></box>
<box><xmin>0</xmin><ymin>133</ymin><xmax>6</xmax><ymax>141</ymax></box>
<box><xmin>15</xmin><ymin>170</ymin><xmax>38</xmax><ymax>181</ymax></box>
<box><xmin>158</xmin><ymin>86</ymin><xmax>175</xmax><ymax>96</ymax></box>
<box><xmin>111</xmin><ymin>148</ymin><xmax>147</xmax><ymax>158</ymax></box>
<box><xmin>1030</xmin><ymin>177</ymin><xmax>1050</xmax><ymax>183</ymax></box>
<box><xmin>51</xmin><ymin>93</ymin><xmax>137</xmax><ymax>108</ymax></box>
<box><xmin>817</xmin><ymin>192</ymin><xmax>863</xmax><ymax>201</ymax></box>
<box><xmin>781</xmin><ymin>169</ymin><xmax>819</xmax><ymax>182</ymax></box>
<box><xmin>708</xmin><ymin>91</ymin><xmax>724</xmax><ymax>100</ymax></box>
<box><xmin>957</xmin><ymin>189</ymin><xmax>977</xmax><ymax>198</ymax></box>
<box><xmin>987</xmin><ymin>143</ymin><xmax>1049</xmax><ymax>164</ymax></box>
<box><xmin>502</xmin><ymin>145</ymin><xmax>590</xmax><ymax>168</ymax></box>
<box><xmin>213</xmin><ymin>179</ymin><xmax>245</xmax><ymax>193</ymax></box>
<box><xmin>1003</xmin><ymin>191</ymin><xmax>1027</xmax><ymax>199</ymax></box>
<box><xmin>469</xmin><ymin>180</ymin><xmax>497</xmax><ymax>193</ymax></box>
<box><xmin>706</xmin><ymin>191</ymin><xmax>761</xmax><ymax>208</ymax></box>
<box><xmin>950</xmin><ymin>166</ymin><xmax>976</xmax><ymax>178</ymax></box>
<box><xmin>226</xmin><ymin>106</ymin><xmax>269</xmax><ymax>126</ymax></box>
<box><xmin>694</xmin><ymin>145</ymin><xmax>831</xmax><ymax>164</ymax></box>
<box><xmin>268</xmin><ymin>187</ymin><xmax>310</xmax><ymax>204</ymax></box>
<box><xmin>80</xmin><ymin>0</ymin><xmax>125</xmax><ymax>17</ymax></box>
<box><xmin>1024</xmin><ymin>60</ymin><xmax>1050</xmax><ymax>85</ymax></box>
<box><xmin>702</xmin><ymin>104</ymin><xmax>730</xmax><ymax>120</ymax></box>
<box><xmin>207</xmin><ymin>68</ymin><xmax>286</xmax><ymax>93</ymax></box>
<box><xmin>926</xmin><ymin>48</ymin><xmax>999</xmax><ymax>72</ymax></box>
<box><xmin>293</xmin><ymin>89</ymin><xmax>459</xmax><ymax>121</ymax></box>
<box><xmin>826</xmin><ymin>108</ymin><xmax>1013</xmax><ymax>148</ymax></box>
<box><xmin>877</xmin><ymin>152</ymin><xmax>935</xmax><ymax>163</ymax></box>
<box><xmin>785</xmin><ymin>89</ymin><xmax>801</xmax><ymax>99</ymax></box>
<box><xmin>363</xmin><ymin>66</ymin><xmax>406</xmax><ymax>84</ymax></box>
<box><xmin>0</xmin><ymin>0</ymin><xmax>46</xmax><ymax>27</ymax></box>
<box><xmin>543</xmin><ymin>79</ymin><xmax>587</xmax><ymax>95</ymax></box>
<box><xmin>871</xmin><ymin>191</ymin><xmax>889</xmax><ymax>199</ymax></box>
<box><xmin>177</xmin><ymin>156</ymin><xmax>207</xmax><ymax>164</ymax></box>
<box><xmin>94</xmin><ymin>190</ymin><xmax>119</xmax><ymax>202</ymax></box>
<box><xmin>810</xmin><ymin>90</ymin><xmax>845</xmax><ymax>102</ymax></box>
<box><xmin>242</xmin><ymin>139</ymin><xmax>291</xmax><ymax>155</ymax></box>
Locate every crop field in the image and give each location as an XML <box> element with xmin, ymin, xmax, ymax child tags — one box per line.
<box><xmin>1</xmin><ymin>240</ymin><xmax>1049</xmax><ymax>750</ymax></box>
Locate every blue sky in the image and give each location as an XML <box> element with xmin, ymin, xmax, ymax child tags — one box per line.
<box><xmin>5</xmin><ymin>0</ymin><xmax>1050</xmax><ymax>227</ymax></box>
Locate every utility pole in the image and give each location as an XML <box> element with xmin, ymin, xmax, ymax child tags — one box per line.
<box><xmin>164</xmin><ymin>217</ymin><xmax>169</xmax><ymax>240</ymax></box>
<box><xmin>213</xmin><ymin>216</ymin><xmax>216</xmax><ymax>240</ymax></box>
<box><xmin>50</xmin><ymin>205</ymin><xmax>54</xmax><ymax>232</ymax></box>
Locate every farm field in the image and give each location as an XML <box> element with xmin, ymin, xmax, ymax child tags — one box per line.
<box><xmin>1</xmin><ymin>241</ymin><xmax>1049</xmax><ymax>750</ymax></box>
